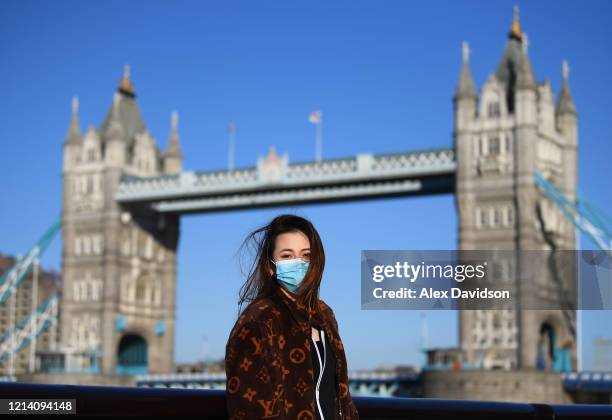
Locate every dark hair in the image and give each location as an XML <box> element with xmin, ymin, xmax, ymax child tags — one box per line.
<box><xmin>236</xmin><ymin>213</ymin><xmax>325</xmax><ymax>320</ymax></box>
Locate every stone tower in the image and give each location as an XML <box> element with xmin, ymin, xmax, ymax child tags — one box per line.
<box><xmin>61</xmin><ymin>65</ymin><xmax>182</xmax><ymax>375</ymax></box>
<box><xmin>454</xmin><ymin>8</ymin><xmax>578</xmax><ymax>371</ymax></box>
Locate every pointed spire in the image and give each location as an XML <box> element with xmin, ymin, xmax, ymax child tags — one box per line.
<box><xmin>462</xmin><ymin>40</ymin><xmax>471</xmax><ymax>64</ymax></box>
<box><xmin>165</xmin><ymin>110</ymin><xmax>182</xmax><ymax>158</ymax></box>
<box><xmin>64</xmin><ymin>95</ymin><xmax>82</xmax><ymax>145</ymax></box>
<box><xmin>495</xmin><ymin>6</ymin><xmax>536</xmax><ymax>100</ymax></box>
<box><xmin>509</xmin><ymin>5</ymin><xmax>523</xmax><ymax>41</ymax></box>
<box><xmin>118</xmin><ymin>64</ymin><xmax>136</xmax><ymax>98</ymax></box>
<box><xmin>562</xmin><ymin>59</ymin><xmax>569</xmax><ymax>80</ymax></box>
<box><xmin>455</xmin><ymin>41</ymin><xmax>477</xmax><ymax>100</ymax></box>
<box><xmin>556</xmin><ymin>59</ymin><xmax>577</xmax><ymax>116</ymax></box>
<box><xmin>104</xmin><ymin>92</ymin><xmax>124</xmax><ymax>141</ymax></box>
<box><xmin>100</xmin><ymin>66</ymin><xmax>146</xmax><ymax>146</ymax></box>
<box><xmin>72</xmin><ymin>96</ymin><xmax>79</xmax><ymax>116</ymax></box>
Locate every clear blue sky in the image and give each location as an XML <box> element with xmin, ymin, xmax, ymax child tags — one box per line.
<box><xmin>1</xmin><ymin>0</ymin><xmax>610</xmax><ymax>370</ymax></box>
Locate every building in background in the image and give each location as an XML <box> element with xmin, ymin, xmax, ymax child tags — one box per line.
<box><xmin>0</xmin><ymin>254</ymin><xmax>61</xmax><ymax>375</ymax></box>
<box><xmin>174</xmin><ymin>358</ymin><xmax>225</xmax><ymax>374</ymax></box>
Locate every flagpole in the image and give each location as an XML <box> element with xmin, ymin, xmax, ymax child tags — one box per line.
<box><xmin>228</xmin><ymin>121</ymin><xmax>236</xmax><ymax>171</ymax></box>
<box><xmin>316</xmin><ymin>118</ymin><xmax>322</xmax><ymax>163</ymax></box>
<box><xmin>309</xmin><ymin>110</ymin><xmax>323</xmax><ymax>163</ymax></box>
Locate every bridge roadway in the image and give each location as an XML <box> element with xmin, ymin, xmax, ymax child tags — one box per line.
<box><xmin>114</xmin><ymin>148</ymin><xmax>456</xmax><ymax>214</ymax></box>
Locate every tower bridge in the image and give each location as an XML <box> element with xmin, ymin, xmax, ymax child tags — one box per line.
<box><xmin>56</xmin><ymin>8</ymin><xmax>580</xmax><ymax>380</ymax></box>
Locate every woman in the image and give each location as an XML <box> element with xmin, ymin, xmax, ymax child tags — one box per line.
<box><xmin>225</xmin><ymin>214</ymin><xmax>360</xmax><ymax>420</ymax></box>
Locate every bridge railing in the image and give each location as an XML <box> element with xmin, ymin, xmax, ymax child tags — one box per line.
<box><xmin>1</xmin><ymin>382</ymin><xmax>611</xmax><ymax>418</ymax></box>
<box><xmin>114</xmin><ymin>148</ymin><xmax>457</xmax><ymax>203</ymax></box>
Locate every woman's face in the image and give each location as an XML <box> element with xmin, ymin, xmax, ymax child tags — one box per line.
<box><xmin>269</xmin><ymin>230</ymin><xmax>311</xmax><ymax>276</ymax></box>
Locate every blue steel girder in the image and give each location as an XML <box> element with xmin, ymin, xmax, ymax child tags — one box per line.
<box><xmin>114</xmin><ymin>148</ymin><xmax>456</xmax><ymax>214</ymax></box>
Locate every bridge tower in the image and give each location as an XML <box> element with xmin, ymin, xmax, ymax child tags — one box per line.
<box><xmin>61</xmin><ymin>66</ymin><xmax>181</xmax><ymax>375</ymax></box>
<box><xmin>454</xmin><ymin>8</ymin><xmax>578</xmax><ymax>371</ymax></box>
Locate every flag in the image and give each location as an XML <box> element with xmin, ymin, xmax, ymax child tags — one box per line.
<box><xmin>308</xmin><ymin>110</ymin><xmax>322</xmax><ymax>124</ymax></box>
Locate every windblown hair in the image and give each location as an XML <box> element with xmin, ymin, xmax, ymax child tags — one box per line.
<box><xmin>235</xmin><ymin>214</ymin><xmax>326</xmax><ymax>321</ymax></box>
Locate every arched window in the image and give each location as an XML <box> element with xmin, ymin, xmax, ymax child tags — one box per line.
<box><xmin>87</xmin><ymin>176</ymin><xmax>94</xmax><ymax>193</ymax></box>
<box><xmin>506</xmin><ymin>206</ymin><xmax>515</xmax><ymax>225</ymax></box>
<box><xmin>136</xmin><ymin>279</ymin><xmax>146</xmax><ymax>302</ymax></box>
<box><xmin>488</xmin><ymin>136</ymin><xmax>500</xmax><ymax>156</ymax></box>
<box><xmin>477</xmin><ymin>208</ymin><xmax>488</xmax><ymax>228</ymax></box>
<box><xmin>487</xmin><ymin>101</ymin><xmax>501</xmax><ymax>118</ymax></box>
<box><xmin>492</xmin><ymin>207</ymin><xmax>501</xmax><ymax>226</ymax></box>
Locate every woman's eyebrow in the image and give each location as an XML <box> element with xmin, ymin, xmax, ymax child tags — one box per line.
<box><xmin>279</xmin><ymin>248</ymin><xmax>310</xmax><ymax>252</ymax></box>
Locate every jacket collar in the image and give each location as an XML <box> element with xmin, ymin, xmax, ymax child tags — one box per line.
<box><xmin>272</xmin><ymin>282</ymin><xmax>328</xmax><ymax>331</ymax></box>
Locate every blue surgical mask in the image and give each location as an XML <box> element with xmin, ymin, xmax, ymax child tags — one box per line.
<box><xmin>271</xmin><ymin>258</ymin><xmax>309</xmax><ymax>293</ymax></box>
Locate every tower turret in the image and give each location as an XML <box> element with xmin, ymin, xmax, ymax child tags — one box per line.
<box><xmin>63</xmin><ymin>96</ymin><xmax>82</xmax><ymax>172</ymax></box>
<box><xmin>164</xmin><ymin>111</ymin><xmax>183</xmax><ymax>175</ymax></box>
<box><xmin>104</xmin><ymin>92</ymin><xmax>126</xmax><ymax>166</ymax></box>
<box><xmin>557</xmin><ymin>60</ymin><xmax>578</xmax><ymax>206</ymax></box>
<box><xmin>556</xmin><ymin>60</ymin><xmax>577</xmax><ymax>142</ymax></box>
<box><xmin>454</xmin><ymin>41</ymin><xmax>477</xmax><ymax>131</ymax></box>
